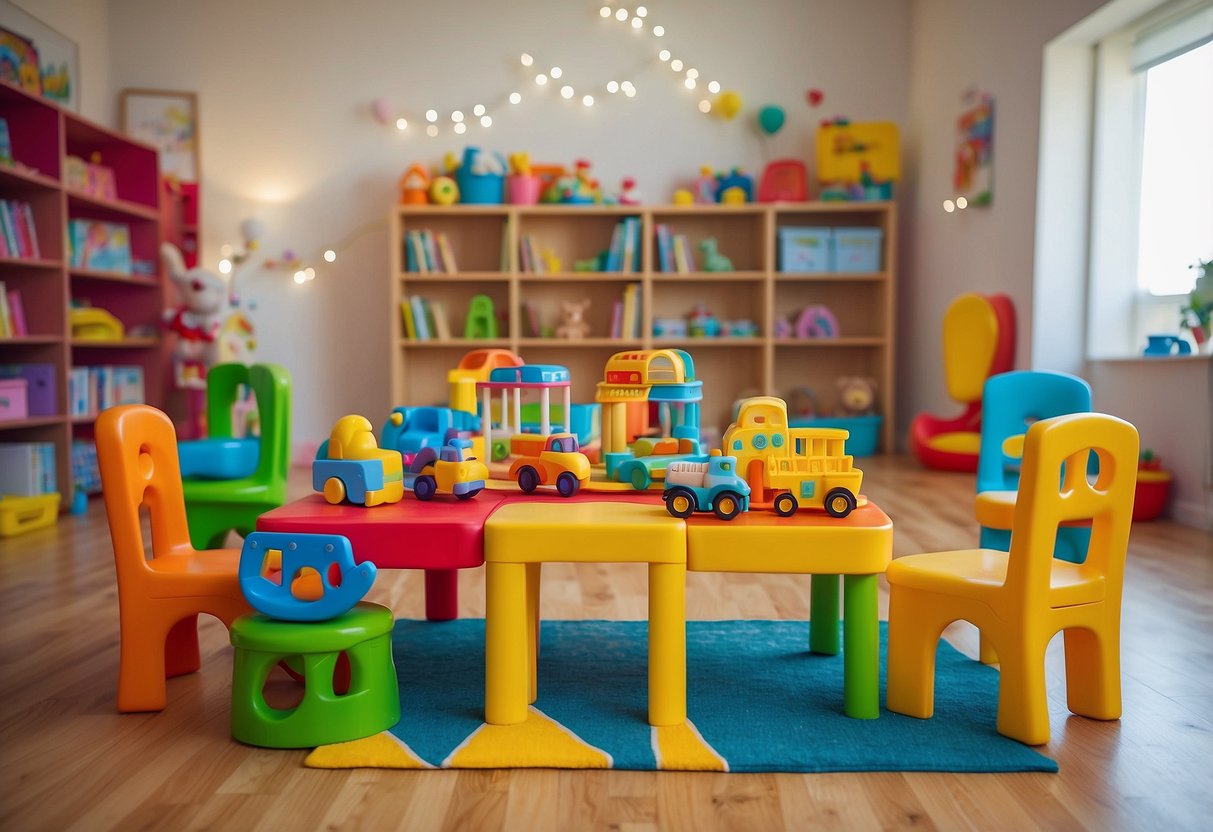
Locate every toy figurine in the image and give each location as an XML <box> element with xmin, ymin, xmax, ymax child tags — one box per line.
<box><xmin>672</xmin><ymin>188</ymin><xmax>694</xmax><ymax>205</ymax></box>
<box><xmin>795</xmin><ymin>304</ymin><xmax>839</xmax><ymax>339</ymax></box>
<box><xmin>556</xmin><ymin>298</ymin><xmax>592</xmax><ymax>339</ymax></box>
<box><xmin>698</xmin><ymin>238</ymin><xmax>733</xmax><ymax>272</ymax></box>
<box><xmin>687</xmin><ymin>303</ymin><xmax>721</xmax><ymax>337</ymax></box>
<box><xmin>715</xmin><ymin>168</ymin><xmax>754</xmax><ymax>203</ymax></box>
<box><xmin>429</xmin><ymin>176</ymin><xmax>460</xmax><ymax>205</ymax></box>
<box><xmin>836</xmin><ymin>376</ymin><xmax>877</xmax><ymax>416</ymax></box>
<box><xmin>694</xmin><ymin>165</ymin><xmax>717</xmax><ymax>204</ymax></box>
<box><xmin>541</xmin><ymin>248</ymin><xmax>562</xmax><ymax>273</ymax></box>
<box><xmin>618</xmin><ymin>176</ymin><xmax>642</xmax><ymax>205</ymax></box>
<box><xmin>399</xmin><ymin>163</ymin><xmax>430</xmax><ymax>205</ymax></box>
<box><xmin>161</xmin><ymin>242</ymin><xmax>225</xmax><ymax>390</ymax></box>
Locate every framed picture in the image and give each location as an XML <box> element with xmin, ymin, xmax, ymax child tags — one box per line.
<box><xmin>120</xmin><ymin>89</ymin><xmax>199</xmax><ymax>182</ymax></box>
<box><xmin>954</xmin><ymin>92</ymin><xmax>994</xmax><ymax>207</ymax></box>
<box><xmin>0</xmin><ymin>0</ymin><xmax>79</xmax><ymax>110</ymax></box>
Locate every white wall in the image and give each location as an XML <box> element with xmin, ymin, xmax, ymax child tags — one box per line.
<box><xmin>101</xmin><ymin>0</ymin><xmax>912</xmax><ymax>444</ymax></box>
<box><xmin>901</xmin><ymin>0</ymin><xmax>1108</xmax><ymax>440</ymax></box>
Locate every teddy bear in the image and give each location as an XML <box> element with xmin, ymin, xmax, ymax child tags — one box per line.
<box><xmin>556</xmin><ymin>298</ymin><xmax>592</xmax><ymax>340</ymax></box>
<box><xmin>836</xmin><ymin>376</ymin><xmax>878</xmax><ymax>416</ymax></box>
<box><xmin>161</xmin><ymin>242</ymin><xmax>227</xmax><ymax>389</ymax></box>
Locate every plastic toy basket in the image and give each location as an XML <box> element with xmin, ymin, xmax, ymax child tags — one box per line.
<box><xmin>0</xmin><ymin>492</ymin><xmax>61</xmax><ymax>537</ymax></box>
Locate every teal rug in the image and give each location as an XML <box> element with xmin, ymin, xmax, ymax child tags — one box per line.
<box><xmin>306</xmin><ymin>619</ymin><xmax>1057</xmax><ymax>773</ymax></box>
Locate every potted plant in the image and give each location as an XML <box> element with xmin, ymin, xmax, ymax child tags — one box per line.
<box><xmin>1133</xmin><ymin>449</ymin><xmax>1172</xmax><ymax>521</ymax></box>
<box><xmin>1179</xmin><ymin>258</ymin><xmax>1213</xmax><ymax>350</ymax></box>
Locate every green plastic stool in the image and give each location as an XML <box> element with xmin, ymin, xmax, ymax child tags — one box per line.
<box><xmin>229</xmin><ymin>602</ymin><xmax>400</xmax><ymax>748</ymax></box>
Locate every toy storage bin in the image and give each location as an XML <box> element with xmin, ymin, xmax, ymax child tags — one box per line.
<box><xmin>0</xmin><ymin>492</ymin><xmax>61</xmax><ymax>537</ymax></box>
<box><xmin>0</xmin><ymin>378</ymin><xmax>29</xmax><ymax>421</ymax></box>
<box><xmin>833</xmin><ymin>227</ymin><xmax>883</xmax><ymax>273</ymax></box>
<box><xmin>0</xmin><ymin>364</ymin><xmax>56</xmax><ymax>415</ymax></box>
<box><xmin>789</xmin><ymin>414</ymin><xmax>883</xmax><ymax>457</ymax></box>
<box><xmin>778</xmin><ymin>227</ymin><xmax>832</xmax><ymax>273</ymax></box>
<box><xmin>507</xmin><ymin>174</ymin><xmax>541</xmax><ymax>205</ymax></box>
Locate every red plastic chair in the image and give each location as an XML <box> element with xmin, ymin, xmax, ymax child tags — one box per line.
<box><xmin>910</xmin><ymin>293</ymin><xmax>1015</xmax><ymax>472</ymax></box>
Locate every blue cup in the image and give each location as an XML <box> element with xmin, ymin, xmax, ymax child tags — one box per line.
<box><xmin>1143</xmin><ymin>334</ymin><xmax>1192</xmax><ymax>356</ymax></box>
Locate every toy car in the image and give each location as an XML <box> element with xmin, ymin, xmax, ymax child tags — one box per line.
<box><xmin>314</xmin><ymin>415</ymin><xmax>404</xmax><ymax>507</ymax></box>
<box><xmin>663</xmin><ymin>455</ymin><xmax>751</xmax><ymax>520</ymax></box>
<box><xmin>509</xmin><ymin>432</ymin><xmax>591</xmax><ymax>498</ymax></box>
<box><xmin>407</xmin><ymin>438</ymin><xmax>488</xmax><ymax>501</ymax></box>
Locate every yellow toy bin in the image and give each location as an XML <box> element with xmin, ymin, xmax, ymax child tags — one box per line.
<box><xmin>0</xmin><ymin>493</ymin><xmax>61</xmax><ymax>537</ymax></box>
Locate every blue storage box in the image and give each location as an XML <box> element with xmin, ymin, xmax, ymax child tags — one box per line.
<box><xmin>788</xmin><ymin>414</ymin><xmax>882</xmax><ymax>457</ymax></box>
<box><xmin>778</xmin><ymin>227</ymin><xmax>832</xmax><ymax>273</ymax></box>
<box><xmin>833</xmin><ymin>227</ymin><xmax>883</xmax><ymax>273</ymax></box>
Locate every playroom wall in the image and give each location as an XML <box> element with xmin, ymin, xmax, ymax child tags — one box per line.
<box><xmin>98</xmin><ymin>0</ymin><xmax>913</xmax><ymax>445</ymax></box>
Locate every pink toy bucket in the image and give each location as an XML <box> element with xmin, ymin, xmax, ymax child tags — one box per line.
<box><xmin>507</xmin><ymin>175</ymin><xmax>541</xmax><ymax>205</ymax></box>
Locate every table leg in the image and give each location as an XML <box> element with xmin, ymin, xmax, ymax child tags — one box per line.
<box><xmin>648</xmin><ymin>562</ymin><xmax>686</xmax><ymax>727</ymax></box>
<box><xmin>485</xmin><ymin>562</ymin><xmax>529</xmax><ymax>725</ymax></box>
<box><xmin>424</xmin><ymin>569</ymin><xmax>458</xmax><ymax>621</ymax></box>
<box><xmin>843</xmin><ymin>573</ymin><xmax>880</xmax><ymax>719</ymax></box>
<box><xmin>526</xmin><ymin>562</ymin><xmax>541</xmax><ymax>704</ymax></box>
<box><xmin>810</xmin><ymin>574</ymin><xmax>840</xmax><ymax>655</ymax></box>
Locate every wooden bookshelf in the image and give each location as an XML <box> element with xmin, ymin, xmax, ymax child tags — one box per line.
<box><xmin>391</xmin><ymin>202</ymin><xmax>896</xmax><ymax>451</ymax></box>
<box><xmin>0</xmin><ymin>80</ymin><xmax>164</xmax><ymax>501</ymax></box>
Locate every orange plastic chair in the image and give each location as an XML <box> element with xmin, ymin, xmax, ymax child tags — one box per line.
<box><xmin>96</xmin><ymin>404</ymin><xmax>250</xmax><ymax>712</ymax></box>
<box><xmin>909</xmin><ymin>293</ymin><xmax>1015</xmax><ymax>472</ymax></box>
<box><xmin>887</xmin><ymin>412</ymin><xmax>1138</xmax><ymax>745</ymax></box>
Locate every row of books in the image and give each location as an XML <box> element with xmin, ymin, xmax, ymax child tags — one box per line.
<box><xmin>609</xmin><ymin>283</ymin><xmax>643</xmax><ymax>339</ymax></box>
<box><xmin>69</xmin><ymin>365</ymin><xmax>145</xmax><ymax>418</ymax></box>
<box><xmin>604</xmin><ymin>217</ymin><xmax>643</xmax><ymax>273</ymax></box>
<box><xmin>518</xmin><ymin>235</ymin><xmax>549</xmax><ymax>274</ymax></box>
<box><xmin>0</xmin><ymin>442</ymin><xmax>56</xmax><ymax>496</ymax></box>
<box><xmin>0</xmin><ymin>199</ymin><xmax>40</xmax><ymax>259</ymax></box>
<box><xmin>404</xmin><ymin>229</ymin><xmax>459</xmax><ymax>273</ymax></box>
<box><xmin>400</xmin><ymin>296</ymin><xmax>453</xmax><ymax>341</ymax></box>
<box><xmin>654</xmin><ymin>225</ymin><xmax>700</xmax><ymax>273</ymax></box>
<box><xmin>0</xmin><ymin>281</ymin><xmax>28</xmax><ymax>337</ymax></box>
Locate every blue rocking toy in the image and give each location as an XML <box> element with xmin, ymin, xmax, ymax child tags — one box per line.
<box><xmin>239</xmin><ymin>532</ymin><xmax>376</xmax><ymax>621</ymax></box>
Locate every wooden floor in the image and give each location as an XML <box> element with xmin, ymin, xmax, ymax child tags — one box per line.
<box><xmin>1</xmin><ymin>456</ymin><xmax>1210</xmax><ymax>831</ymax></box>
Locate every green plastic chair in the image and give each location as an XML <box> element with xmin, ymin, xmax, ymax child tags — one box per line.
<box><xmin>183</xmin><ymin>363</ymin><xmax>291</xmax><ymax>549</ymax></box>
<box><xmin>229</xmin><ymin>602</ymin><xmax>400</xmax><ymax>748</ymax></box>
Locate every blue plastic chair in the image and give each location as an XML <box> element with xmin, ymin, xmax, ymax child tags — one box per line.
<box><xmin>976</xmin><ymin>370</ymin><xmax>1094</xmax><ymax>562</ymax></box>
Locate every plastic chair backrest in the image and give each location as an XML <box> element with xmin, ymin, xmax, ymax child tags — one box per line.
<box><xmin>942</xmin><ymin>293</ymin><xmax>1015</xmax><ymax>404</ymax></box>
<box><xmin>96</xmin><ymin>405</ymin><xmax>196</xmax><ymax>577</ymax></box>
<box><xmin>249</xmin><ymin>364</ymin><xmax>291</xmax><ymax>486</ymax></box>
<box><xmin>977</xmin><ymin>371</ymin><xmax>1092</xmax><ymax>493</ymax></box>
<box><xmin>1003</xmin><ymin>413</ymin><xmax>1138</xmax><ymax>611</ymax></box>
<box><xmin>205</xmin><ymin>362</ymin><xmax>251</xmax><ymax>439</ymax></box>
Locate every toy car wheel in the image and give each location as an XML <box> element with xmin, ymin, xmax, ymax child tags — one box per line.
<box><xmin>517</xmin><ymin>466</ymin><xmax>541</xmax><ymax>494</ymax></box>
<box><xmin>825</xmin><ymin>488</ymin><xmax>857</xmax><ymax>518</ymax></box>
<box><xmin>665</xmin><ymin>487</ymin><xmax>697</xmax><ymax>518</ymax></box>
<box><xmin>628</xmin><ymin>466</ymin><xmax>652</xmax><ymax>490</ymax></box>
<box><xmin>713</xmin><ymin>491</ymin><xmax>744</xmax><ymax>521</ymax></box>
<box><xmin>414</xmin><ymin>476</ymin><xmax>437</xmax><ymax>501</ymax></box>
<box><xmin>322</xmin><ymin>477</ymin><xmax>346</xmax><ymax>505</ymax></box>
<box><xmin>773</xmin><ymin>492</ymin><xmax>798</xmax><ymax>517</ymax></box>
<box><xmin>456</xmin><ymin>488</ymin><xmax>482</xmax><ymax>500</ymax></box>
<box><xmin>556</xmin><ymin>472</ymin><xmax>580</xmax><ymax>498</ymax></box>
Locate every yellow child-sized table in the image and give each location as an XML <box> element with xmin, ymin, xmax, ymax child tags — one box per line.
<box><xmin>484</xmin><ymin>500</ymin><xmax>687</xmax><ymax>727</ymax></box>
<box><xmin>685</xmin><ymin>501</ymin><xmax>894</xmax><ymax>719</ymax></box>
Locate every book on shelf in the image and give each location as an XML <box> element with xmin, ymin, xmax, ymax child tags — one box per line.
<box><xmin>0</xmin><ymin>200</ymin><xmax>40</xmax><ymax>259</ymax></box>
<box><xmin>522</xmin><ymin>299</ymin><xmax>541</xmax><ymax>337</ymax></box>
<box><xmin>411</xmin><ymin>295</ymin><xmax>430</xmax><ymax>340</ymax></box>
<box><xmin>655</xmin><ymin>224</ymin><xmax>675</xmax><ymax>273</ymax></box>
<box><xmin>400</xmin><ymin>295</ymin><xmax>454</xmax><ymax>341</ymax></box>
<box><xmin>67</xmin><ymin>365</ymin><xmax>144</xmax><ymax>417</ymax></box>
<box><xmin>436</xmin><ymin>233</ymin><xmax>458</xmax><ymax>273</ymax></box>
<box><xmin>0</xmin><ymin>282</ymin><xmax>9</xmax><ymax>338</ymax></box>
<box><xmin>3</xmin><ymin>288</ymin><xmax>26</xmax><ymax>336</ymax></box>
<box><xmin>519</xmin><ymin>235</ymin><xmax>547</xmax><ymax>275</ymax></box>
<box><xmin>672</xmin><ymin>234</ymin><xmax>697</xmax><ymax>274</ymax></box>
<box><xmin>602</xmin><ymin>216</ymin><xmax>642</xmax><ymax>273</ymax></box>
<box><xmin>400</xmin><ymin>300</ymin><xmax>417</xmax><ymax>340</ymax></box>
<box><xmin>68</xmin><ymin>219</ymin><xmax>132</xmax><ymax>274</ymax></box>
<box><xmin>612</xmin><ymin>282</ymin><xmax>642</xmax><ymax>339</ymax></box>
<box><xmin>404</xmin><ymin>229</ymin><xmax>460</xmax><ymax>274</ymax></box>
<box><xmin>0</xmin><ymin>442</ymin><xmax>56</xmax><ymax>496</ymax></box>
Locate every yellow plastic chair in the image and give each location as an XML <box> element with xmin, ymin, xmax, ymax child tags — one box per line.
<box><xmin>886</xmin><ymin>412</ymin><xmax>1138</xmax><ymax>745</ymax></box>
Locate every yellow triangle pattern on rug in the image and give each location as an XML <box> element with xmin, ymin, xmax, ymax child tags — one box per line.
<box><xmin>442</xmin><ymin>706</ymin><xmax>613</xmax><ymax>769</ymax></box>
<box><xmin>305</xmin><ymin>731</ymin><xmax>434</xmax><ymax>769</ymax></box>
<box><xmin>652</xmin><ymin>720</ymin><xmax>729</xmax><ymax>771</ymax></box>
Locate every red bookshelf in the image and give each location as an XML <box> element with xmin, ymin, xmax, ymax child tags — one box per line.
<box><xmin>0</xmin><ymin>80</ymin><xmax>164</xmax><ymax>503</ymax></box>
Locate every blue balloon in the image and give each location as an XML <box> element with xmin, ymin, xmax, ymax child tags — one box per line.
<box><xmin>758</xmin><ymin>105</ymin><xmax>786</xmax><ymax>136</ymax></box>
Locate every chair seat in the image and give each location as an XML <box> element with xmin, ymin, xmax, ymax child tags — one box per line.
<box><xmin>148</xmin><ymin>547</ymin><xmax>242</xmax><ymax>576</ymax></box>
<box><xmin>926</xmin><ymin>431</ymin><xmax>981</xmax><ymax>455</ymax></box>
<box><xmin>230</xmin><ymin>602</ymin><xmax>394</xmax><ymax>653</ymax></box>
<box><xmin>886</xmin><ymin>549</ymin><xmax>1105</xmax><ymax>608</ymax></box>
<box><xmin>183</xmin><ymin>477</ymin><xmax>277</xmax><ymax>502</ymax></box>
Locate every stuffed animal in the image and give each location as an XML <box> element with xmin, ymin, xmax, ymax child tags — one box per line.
<box><xmin>556</xmin><ymin>298</ymin><xmax>592</xmax><ymax>340</ymax></box>
<box><xmin>836</xmin><ymin>376</ymin><xmax>878</xmax><ymax>416</ymax></box>
<box><xmin>162</xmin><ymin>242</ymin><xmax>226</xmax><ymax>389</ymax></box>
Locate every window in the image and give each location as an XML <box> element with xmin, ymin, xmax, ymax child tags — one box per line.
<box><xmin>1135</xmin><ymin>40</ymin><xmax>1213</xmax><ymax>297</ymax></box>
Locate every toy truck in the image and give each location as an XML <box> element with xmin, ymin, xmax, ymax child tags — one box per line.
<box><xmin>381</xmin><ymin>406</ymin><xmax>482</xmax><ymax>466</ymax></box>
<box><xmin>406</xmin><ymin>438</ymin><xmax>488</xmax><ymax>501</ymax></box>
<box><xmin>722</xmin><ymin>396</ymin><xmax>863</xmax><ymax>518</ymax></box>
<box><xmin>663</xmin><ymin>455</ymin><xmax>751</xmax><ymax>520</ymax></box>
<box><xmin>314</xmin><ymin>415</ymin><xmax>405</xmax><ymax>507</ymax></box>
<box><xmin>509</xmin><ymin>432</ymin><xmax>591</xmax><ymax>498</ymax></box>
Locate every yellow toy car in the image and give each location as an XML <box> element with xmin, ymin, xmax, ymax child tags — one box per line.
<box><xmin>314</xmin><ymin>415</ymin><xmax>405</xmax><ymax>507</ymax></box>
<box><xmin>508</xmin><ymin>432</ymin><xmax>591</xmax><ymax>498</ymax></box>
<box><xmin>408</xmin><ymin>438</ymin><xmax>488</xmax><ymax>500</ymax></box>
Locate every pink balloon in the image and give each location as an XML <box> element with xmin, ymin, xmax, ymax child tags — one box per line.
<box><xmin>371</xmin><ymin>97</ymin><xmax>393</xmax><ymax>125</ymax></box>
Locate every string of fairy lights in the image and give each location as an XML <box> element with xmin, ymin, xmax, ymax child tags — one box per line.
<box><xmin>379</xmin><ymin>3</ymin><xmax>731</xmax><ymax>139</ymax></box>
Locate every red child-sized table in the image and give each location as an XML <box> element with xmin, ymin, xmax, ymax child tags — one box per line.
<box><xmin>256</xmin><ymin>490</ymin><xmax>509</xmax><ymax>620</ymax></box>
